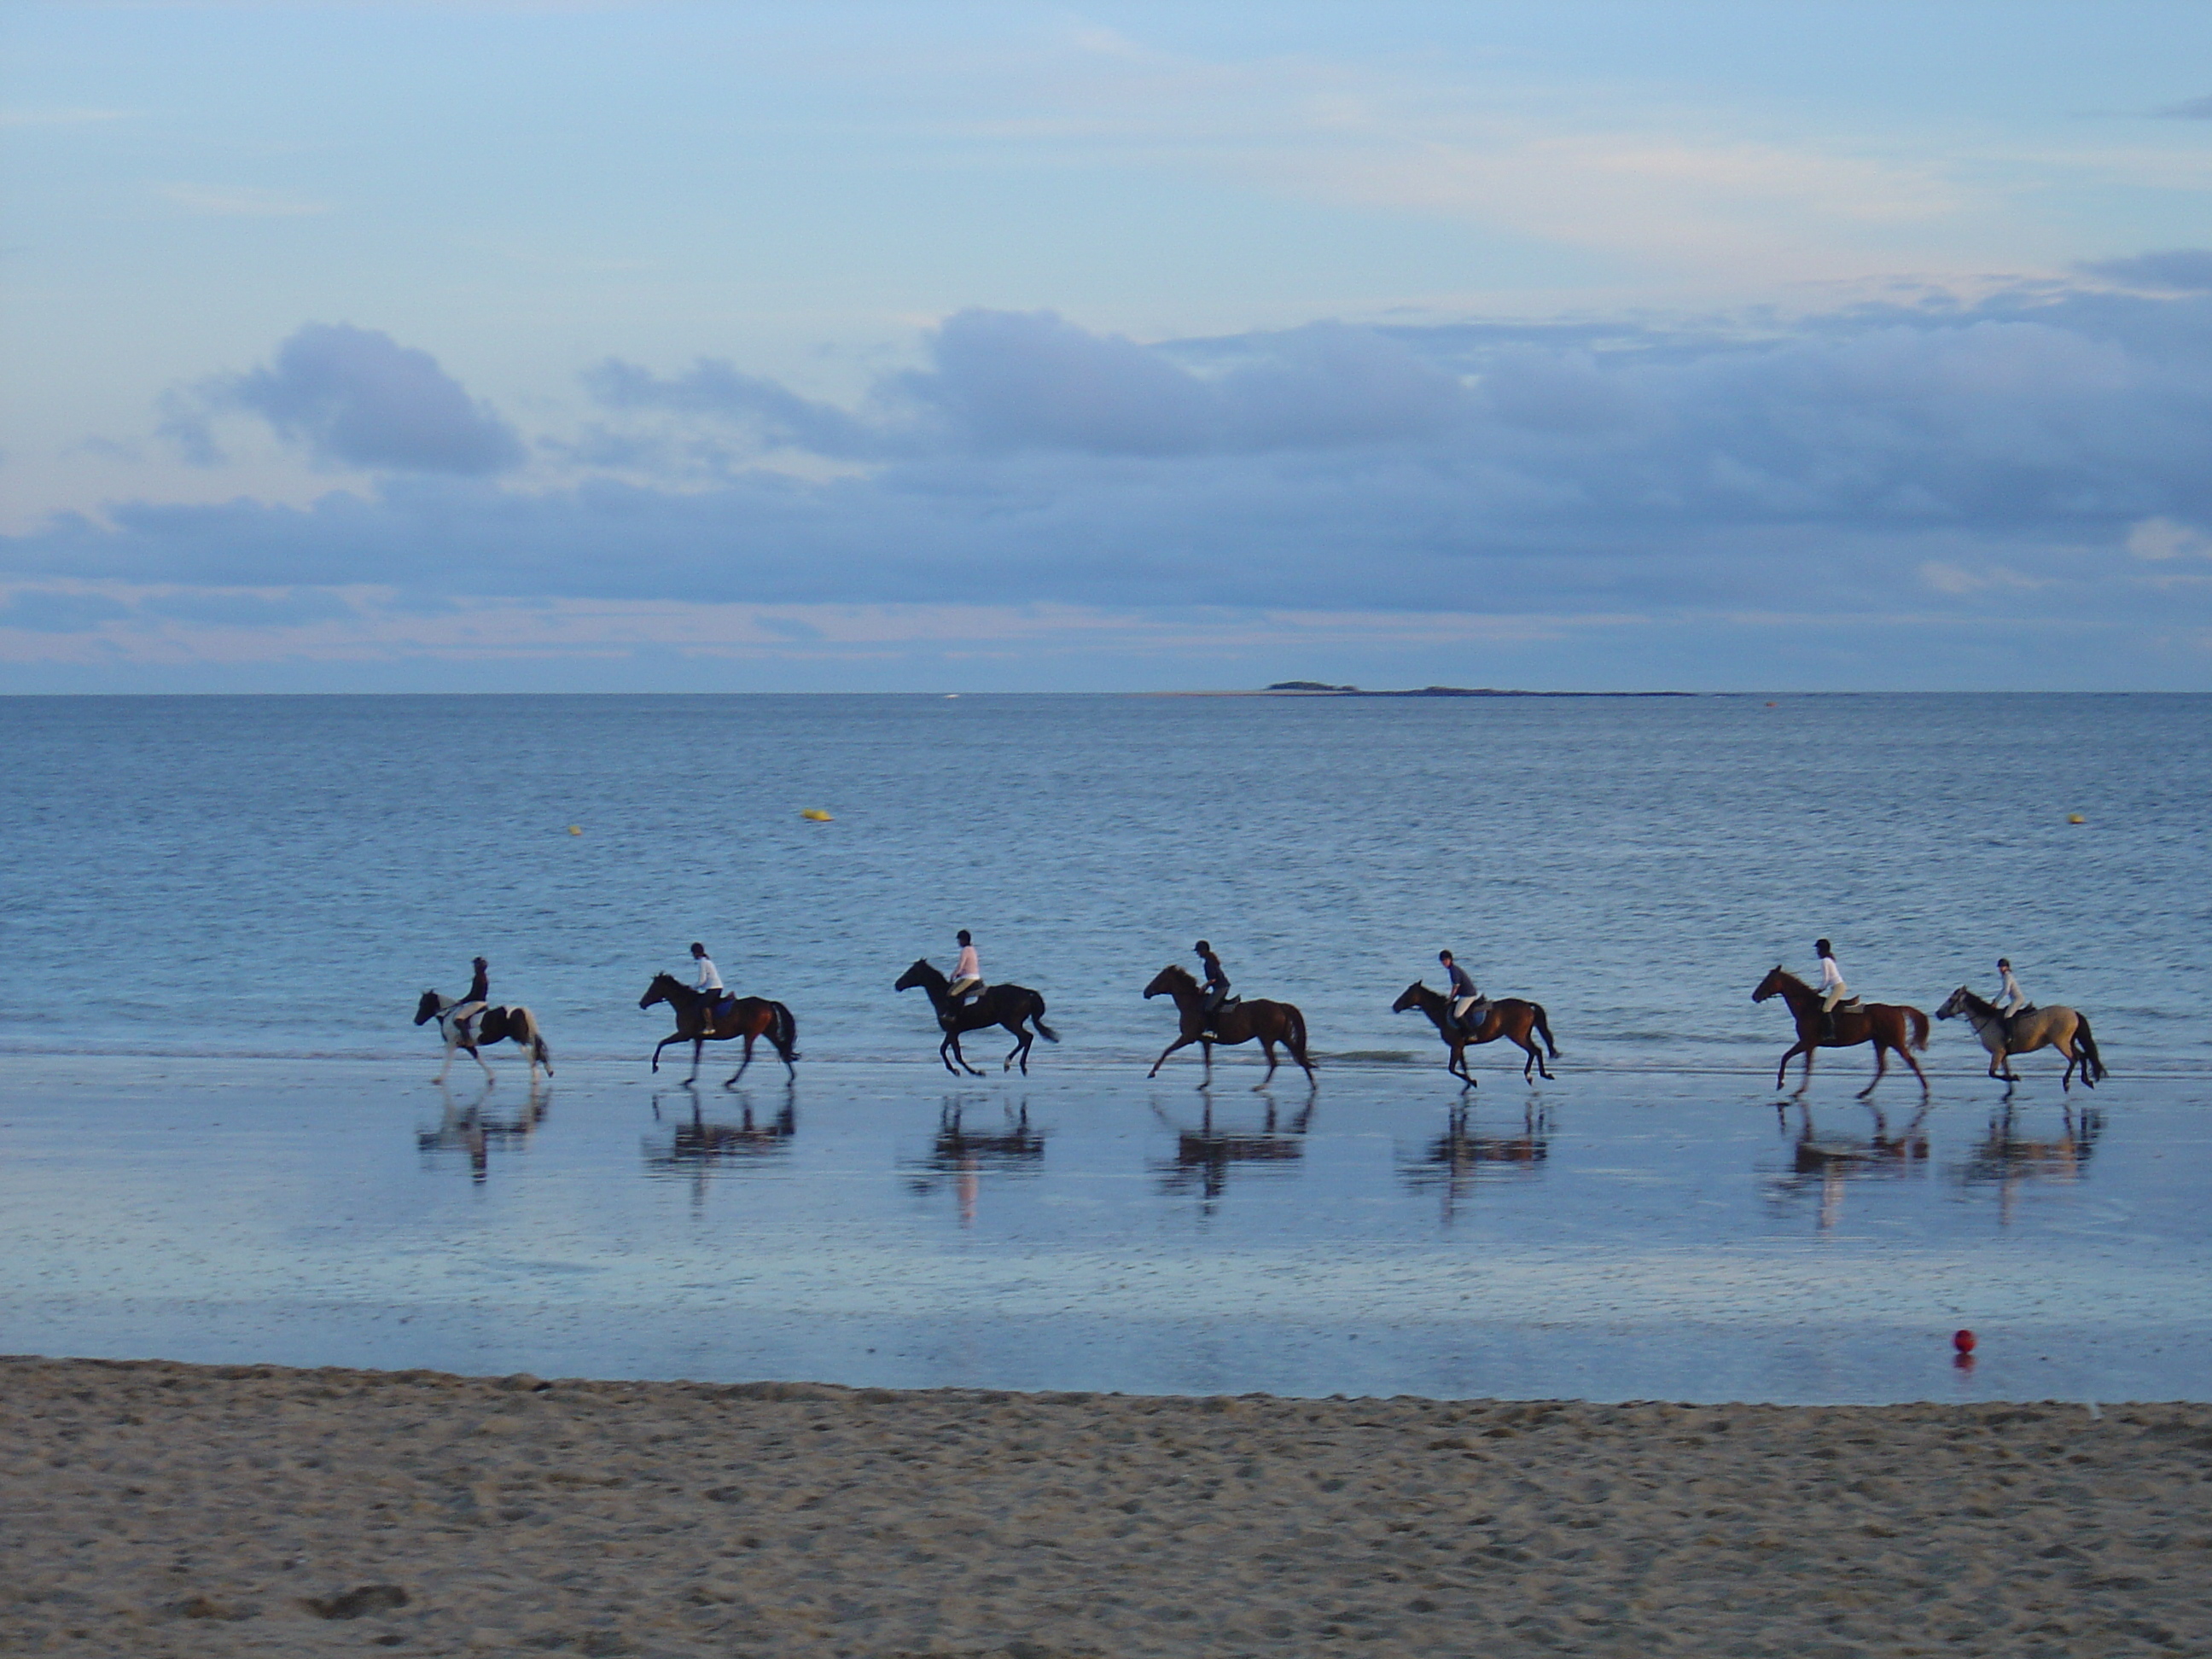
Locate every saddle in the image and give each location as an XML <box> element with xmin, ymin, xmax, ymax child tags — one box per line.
<box><xmin>1454</xmin><ymin>998</ymin><xmax>1493</xmax><ymax>1033</ymax></box>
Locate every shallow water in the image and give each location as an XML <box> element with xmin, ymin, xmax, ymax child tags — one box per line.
<box><xmin>4</xmin><ymin>1055</ymin><xmax>2204</xmax><ymax>1403</ymax></box>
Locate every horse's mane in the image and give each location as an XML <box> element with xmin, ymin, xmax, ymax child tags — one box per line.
<box><xmin>1951</xmin><ymin>985</ymin><xmax>2001</xmax><ymax>1016</ymax></box>
<box><xmin>1155</xmin><ymin>963</ymin><xmax>1196</xmax><ymax>986</ymax></box>
<box><xmin>1767</xmin><ymin>966</ymin><xmax>1812</xmax><ymax>992</ymax></box>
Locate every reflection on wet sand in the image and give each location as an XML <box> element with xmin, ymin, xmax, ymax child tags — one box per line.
<box><xmin>1399</xmin><ymin>1102</ymin><xmax>1550</xmax><ymax>1225</ymax></box>
<box><xmin>1952</xmin><ymin>1104</ymin><xmax>2104</xmax><ymax>1225</ymax></box>
<box><xmin>900</xmin><ymin>1098</ymin><xmax>1046</xmax><ymax>1227</ymax></box>
<box><xmin>1150</xmin><ymin>1097</ymin><xmax>1313</xmax><ymax>1208</ymax></box>
<box><xmin>1765</xmin><ymin>1101</ymin><xmax>1931</xmax><ymax>1231</ymax></box>
<box><xmin>416</xmin><ymin>1081</ymin><xmax>550</xmax><ymax>1184</ymax></box>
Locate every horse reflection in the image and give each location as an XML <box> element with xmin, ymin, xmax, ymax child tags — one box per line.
<box><xmin>416</xmin><ymin>1080</ymin><xmax>550</xmax><ymax>1185</ymax></box>
<box><xmin>1765</xmin><ymin>1099</ymin><xmax>1930</xmax><ymax>1231</ymax></box>
<box><xmin>1953</xmin><ymin>1103</ymin><xmax>2102</xmax><ymax>1225</ymax></box>
<box><xmin>643</xmin><ymin>1091</ymin><xmax>797</xmax><ymax>1169</ymax></box>
<box><xmin>1150</xmin><ymin>1096</ymin><xmax>1313</xmax><ymax>1207</ymax></box>
<box><xmin>901</xmin><ymin>1099</ymin><xmax>1046</xmax><ymax>1227</ymax></box>
<box><xmin>1400</xmin><ymin>1102</ymin><xmax>1549</xmax><ymax>1225</ymax></box>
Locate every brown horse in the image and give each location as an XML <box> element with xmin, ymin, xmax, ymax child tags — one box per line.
<box><xmin>1752</xmin><ymin>967</ymin><xmax>1930</xmax><ymax>1097</ymax></box>
<box><xmin>639</xmin><ymin>973</ymin><xmax>800</xmax><ymax>1086</ymax></box>
<box><xmin>1391</xmin><ymin>981</ymin><xmax>1559</xmax><ymax>1086</ymax></box>
<box><xmin>1936</xmin><ymin>986</ymin><xmax>2105</xmax><ymax>1091</ymax></box>
<box><xmin>1143</xmin><ymin>963</ymin><xmax>1314</xmax><ymax>1087</ymax></box>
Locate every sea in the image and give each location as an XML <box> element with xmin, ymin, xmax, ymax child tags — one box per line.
<box><xmin>1</xmin><ymin>692</ymin><xmax>2206</xmax><ymax>1401</ymax></box>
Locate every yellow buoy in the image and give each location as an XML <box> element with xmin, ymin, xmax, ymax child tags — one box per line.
<box><xmin>568</xmin><ymin>825</ymin><xmax>582</xmax><ymax>835</ymax></box>
<box><xmin>2067</xmin><ymin>813</ymin><xmax>2086</xmax><ymax>824</ymax></box>
<box><xmin>801</xmin><ymin>808</ymin><xmax>834</xmax><ymax>822</ymax></box>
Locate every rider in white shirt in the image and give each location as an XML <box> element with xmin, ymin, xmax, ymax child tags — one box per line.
<box><xmin>690</xmin><ymin>942</ymin><xmax>728</xmax><ymax>1017</ymax></box>
<box><xmin>947</xmin><ymin>930</ymin><xmax>982</xmax><ymax>1004</ymax></box>
<box><xmin>1996</xmin><ymin>958</ymin><xmax>2033</xmax><ymax>1017</ymax></box>
<box><xmin>1815</xmin><ymin>938</ymin><xmax>1849</xmax><ymax>1039</ymax></box>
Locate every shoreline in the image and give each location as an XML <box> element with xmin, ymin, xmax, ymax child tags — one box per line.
<box><xmin>5</xmin><ymin>1353</ymin><xmax>2207</xmax><ymax>1657</ymax></box>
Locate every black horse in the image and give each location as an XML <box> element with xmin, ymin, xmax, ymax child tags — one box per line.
<box><xmin>894</xmin><ymin>958</ymin><xmax>1059</xmax><ymax>1075</ymax></box>
<box><xmin>639</xmin><ymin>973</ymin><xmax>800</xmax><ymax>1086</ymax></box>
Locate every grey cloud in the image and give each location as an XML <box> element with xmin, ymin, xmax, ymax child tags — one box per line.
<box><xmin>0</xmin><ymin>590</ymin><xmax>131</xmax><ymax>632</ymax></box>
<box><xmin>217</xmin><ymin>323</ymin><xmax>523</xmax><ymax>474</ymax></box>
<box><xmin>580</xmin><ymin>358</ymin><xmax>883</xmax><ymax>458</ymax></box>
<box><xmin>137</xmin><ymin>589</ymin><xmax>356</xmax><ymax>626</ymax></box>
<box><xmin>2079</xmin><ymin>249</ymin><xmax>2212</xmax><ymax>291</ymax></box>
<box><xmin>2154</xmin><ymin>95</ymin><xmax>2212</xmax><ymax>119</ymax></box>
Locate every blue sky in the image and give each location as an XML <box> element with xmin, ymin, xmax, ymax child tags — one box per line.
<box><xmin>5</xmin><ymin>2</ymin><xmax>2212</xmax><ymax>690</ymax></box>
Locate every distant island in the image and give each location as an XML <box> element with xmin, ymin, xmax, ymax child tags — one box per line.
<box><xmin>1261</xmin><ymin>682</ymin><xmax>1694</xmax><ymax>698</ymax></box>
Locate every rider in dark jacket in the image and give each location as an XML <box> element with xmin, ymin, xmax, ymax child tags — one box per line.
<box><xmin>1196</xmin><ymin>940</ymin><xmax>1231</xmax><ymax>1026</ymax></box>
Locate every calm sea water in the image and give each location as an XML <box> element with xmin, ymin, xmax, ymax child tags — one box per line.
<box><xmin>3</xmin><ymin>694</ymin><xmax>2207</xmax><ymax>1401</ymax></box>
<box><xmin>0</xmin><ymin>693</ymin><xmax>2203</xmax><ymax>1068</ymax></box>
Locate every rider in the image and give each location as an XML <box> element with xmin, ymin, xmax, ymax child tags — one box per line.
<box><xmin>1815</xmin><ymin>938</ymin><xmax>1850</xmax><ymax>1041</ymax></box>
<box><xmin>947</xmin><ymin>929</ymin><xmax>983</xmax><ymax>1008</ymax></box>
<box><xmin>1439</xmin><ymin>949</ymin><xmax>1484</xmax><ymax>1032</ymax></box>
<box><xmin>690</xmin><ymin>941</ymin><xmax>731</xmax><ymax>1021</ymax></box>
<box><xmin>1196</xmin><ymin>940</ymin><xmax>1231</xmax><ymax>1027</ymax></box>
<box><xmin>1996</xmin><ymin>957</ymin><xmax>2034</xmax><ymax>1019</ymax></box>
<box><xmin>451</xmin><ymin>956</ymin><xmax>491</xmax><ymax>1046</ymax></box>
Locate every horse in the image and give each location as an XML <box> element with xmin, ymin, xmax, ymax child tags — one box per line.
<box><xmin>1936</xmin><ymin>986</ymin><xmax>2105</xmax><ymax>1091</ymax></box>
<box><xmin>412</xmin><ymin>990</ymin><xmax>553</xmax><ymax>1085</ymax></box>
<box><xmin>638</xmin><ymin>974</ymin><xmax>800</xmax><ymax>1086</ymax></box>
<box><xmin>894</xmin><ymin>959</ymin><xmax>1059</xmax><ymax>1076</ymax></box>
<box><xmin>1391</xmin><ymin>981</ymin><xmax>1560</xmax><ymax>1086</ymax></box>
<box><xmin>1142</xmin><ymin>963</ymin><xmax>1314</xmax><ymax>1088</ymax></box>
<box><xmin>1751</xmin><ymin>966</ymin><xmax>1930</xmax><ymax>1097</ymax></box>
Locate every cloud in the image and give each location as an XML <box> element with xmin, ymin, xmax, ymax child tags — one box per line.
<box><xmin>2127</xmin><ymin>517</ymin><xmax>2212</xmax><ymax>561</ymax></box>
<box><xmin>2153</xmin><ymin>95</ymin><xmax>2212</xmax><ymax>119</ymax></box>
<box><xmin>160</xmin><ymin>183</ymin><xmax>331</xmax><ymax>218</ymax></box>
<box><xmin>0</xmin><ymin>590</ymin><xmax>131</xmax><ymax>633</ymax></box>
<box><xmin>211</xmin><ymin>323</ymin><xmax>525</xmax><ymax>474</ymax></box>
<box><xmin>2079</xmin><ymin>249</ymin><xmax>2212</xmax><ymax>291</ymax></box>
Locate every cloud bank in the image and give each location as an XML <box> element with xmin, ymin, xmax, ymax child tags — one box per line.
<box><xmin>12</xmin><ymin>268</ymin><xmax>2212</xmax><ymax>687</ymax></box>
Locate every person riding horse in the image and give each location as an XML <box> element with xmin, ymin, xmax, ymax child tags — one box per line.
<box><xmin>1196</xmin><ymin>940</ymin><xmax>1232</xmax><ymax>1030</ymax></box>
<box><xmin>1815</xmin><ymin>939</ymin><xmax>1854</xmax><ymax>1041</ymax></box>
<box><xmin>1996</xmin><ymin>957</ymin><xmax>2034</xmax><ymax>1020</ymax></box>
<box><xmin>690</xmin><ymin>941</ymin><xmax>735</xmax><ymax>1021</ymax></box>
<box><xmin>450</xmin><ymin>956</ymin><xmax>491</xmax><ymax>1046</ymax></box>
<box><xmin>1439</xmin><ymin>948</ymin><xmax>1488</xmax><ymax>1032</ymax></box>
<box><xmin>946</xmin><ymin>930</ymin><xmax>983</xmax><ymax>1024</ymax></box>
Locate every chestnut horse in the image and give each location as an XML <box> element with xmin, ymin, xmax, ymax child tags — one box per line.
<box><xmin>1936</xmin><ymin>986</ymin><xmax>2105</xmax><ymax>1091</ymax></box>
<box><xmin>1144</xmin><ymin>963</ymin><xmax>1314</xmax><ymax>1087</ymax></box>
<box><xmin>894</xmin><ymin>958</ymin><xmax>1059</xmax><ymax>1076</ymax></box>
<box><xmin>1752</xmin><ymin>967</ymin><xmax>1930</xmax><ymax>1097</ymax></box>
<box><xmin>1392</xmin><ymin>981</ymin><xmax>1560</xmax><ymax>1087</ymax></box>
<box><xmin>639</xmin><ymin>973</ymin><xmax>800</xmax><ymax>1086</ymax></box>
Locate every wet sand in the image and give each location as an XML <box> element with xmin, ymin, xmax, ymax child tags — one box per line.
<box><xmin>4</xmin><ymin>1356</ymin><xmax>2208</xmax><ymax>1657</ymax></box>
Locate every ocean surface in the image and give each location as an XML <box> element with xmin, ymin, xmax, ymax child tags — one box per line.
<box><xmin>1</xmin><ymin>692</ymin><xmax>2203</xmax><ymax>1068</ymax></box>
<box><xmin>1</xmin><ymin>693</ymin><xmax>2206</xmax><ymax>1402</ymax></box>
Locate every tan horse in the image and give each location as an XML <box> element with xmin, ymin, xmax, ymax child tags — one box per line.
<box><xmin>1392</xmin><ymin>981</ymin><xmax>1559</xmax><ymax>1087</ymax></box>
<box><xmin>1936</xmin><ymin>986</ymin><xmax>2105</xmax><ymax>1090</ymax></box>
<box><xmin>1752</xmin><ymin>967</ymin><xmax>1930</xmax><ymax>1097</ymax></box>
<box><xmin>1143</xmin><ymin>964</ymin><xmax>1313</xmax><ymax>1087</ymax></box>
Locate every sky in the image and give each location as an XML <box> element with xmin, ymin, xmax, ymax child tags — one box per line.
<box><xmin>5</xmin><ymin>2</ymin><xmax>2212</xmax><ymax>691</ymax></box>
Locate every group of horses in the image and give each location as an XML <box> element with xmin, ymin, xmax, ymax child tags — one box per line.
<box><xmin>413</xmin><ymin>955</ymin><xmax>2104</xmax><ymax>1099</ymax></box>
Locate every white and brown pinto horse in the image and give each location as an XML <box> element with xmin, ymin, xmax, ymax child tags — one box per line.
<box><xmin>413</xmin><ymin>990</ymin><xmax>554</xmax><ymax>1085</ymax></box>
<box><xmin>1936</xmin><ymin>986</ymin><xmax>2105</xmax><ymax>1091</ymax></box>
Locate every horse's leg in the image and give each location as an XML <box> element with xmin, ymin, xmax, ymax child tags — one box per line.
<box><xmin>947</xmin><ymin>1028</ymin><xmax>982</xmax><ymax>1077</ymax></box>
<box><xmin>1004</xmin><ymin>1018</ymin><xmax>1030</xmax><ymax>1074</ymax></box>
<box><xmin>938</xmin><ymin>1033</ymin><xmax>960</xmax><ymax>1075</ymax></box>
<box><xmin>1857</xmin><ymin>1040</ymin><xmax>1891</xmax><ymax>1099</ymax></box>
<box><xmin>1256</xmin><ymin>1038</ymin><xmax>1278</xmax><ymax>1091</ymax></box>
<box><xmin>732</xmin><ymin>1033</ymin><xmax>755</xmax><ymax>1083</ymax></box>
<box><xmin>1199</xmin><ymin>1039</ymin><xmax>1214</xmax><ymax>1090</ymax></box>
<box><xmin>684</xmin><ymin>1039</ymin><xmax>702</xmax><ymax>1086</ymax></box>
<box><xmin>1776</xmin><ymin>1041</ymin><xmax>1807</xmax><ymax>1091</ymax></box>
<box><xmin>1149</xmin><ymin>1034</ymin><xmax>1196</xmax><ymax>1078</ymax></box>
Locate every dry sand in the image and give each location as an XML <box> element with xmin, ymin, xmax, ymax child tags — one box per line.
<box><xmin>3</xmin><ymin>1357</ymin><xmax>2208</xmax><ymax>1658</ymax></box>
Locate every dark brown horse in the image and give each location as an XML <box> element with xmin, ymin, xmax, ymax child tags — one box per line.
<box><xmin>894</xmin><ymin>958</ymin><xmax>1059</xmax><ymax>1076</ymax></box>
<box><xmin>1143</xmin><ymin>963</ymin><xmax>1314</xmax><ymax>1087</ymax></box>
<box><xmin>1391</xmin><ymin>981</ymin><xmax>1559</xmax><ymax>1086</ymax></box>
<box><xmin>639</xmin><ymin>973</ymin><xmax>800</xmax><ymax>1086</ymax></box>
<box><xmin>1752</xmin><ymin>966</ymin><xmax>1930</xmax><ymax>1097</ymax></box>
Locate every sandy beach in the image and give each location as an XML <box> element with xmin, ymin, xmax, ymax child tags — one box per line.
<box><xmin>4</xmin><ymin>1357</ymin><xmax>2208</xmax><ymax>1657</ymax></box>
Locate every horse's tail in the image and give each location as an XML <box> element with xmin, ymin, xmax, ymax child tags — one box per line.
<box><xmin>1908</xmin><ymin>1007</ymin><xmax>1930</xmax><ymax>1051</ymax></box>
<box><xmin>1286</xmin><ymin>1004</ymin><xmax>1310</xmax><ymax>1060</ymax></box>
<box><xmin>1029</xmin><ymin>991</ymin><xmax>1060</xmax><ymax>1043</ymax></box>
<box><xmin>2075</xmin><ymin>1015</ymin><xmax>2105</xmax><ymax>1084</ymax></box>
<box><xmin>1531</xmin><ymin>1002</ymin><xmax>1561</xmax><ymax>1058</ymax></box>
<box><xmin>771</xmin><ymin>1000</ymin><xmax>801</xmax><ymax>1062</ymax></box>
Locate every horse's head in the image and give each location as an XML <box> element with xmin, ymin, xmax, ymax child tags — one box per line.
<box><xmin>1752</xmin><ymin>966</ymin><xmax>1790</xmax><ymax>1003</ymax></box>
<box><xmin>640</xmin><ymin>973</ymin><xmax>681</xmax><ymax>1010</ymax></box>
<box><xmin>894</xmin><ymin>958</ymin><xmax>936</xmax><ymax>993</ymax></box>
<box><xmin>1143</xmin><ymin>964</ymin><xmax>1191</xmax><ymax>1000</ymax></box>
<box><xmin>1935</xmin><ymin>987</ymin><xmax>1970</xmax><ymax>1021</ymax></box>
<box><xmin>413</xmin><ymin>990</ymin><xmax>444</xmax><ymax>1026</ymax></box>
<box><xmin>1391</xmin><ymin>981</ymin><xmax>1430</xmax><ymax>1014</ymax></box>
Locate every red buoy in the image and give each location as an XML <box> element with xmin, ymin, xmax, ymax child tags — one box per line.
<box><xmin>1953</xmin><ymin>1329</ymin><xmax>1976</xmax><ymax>1353</ymax></box>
